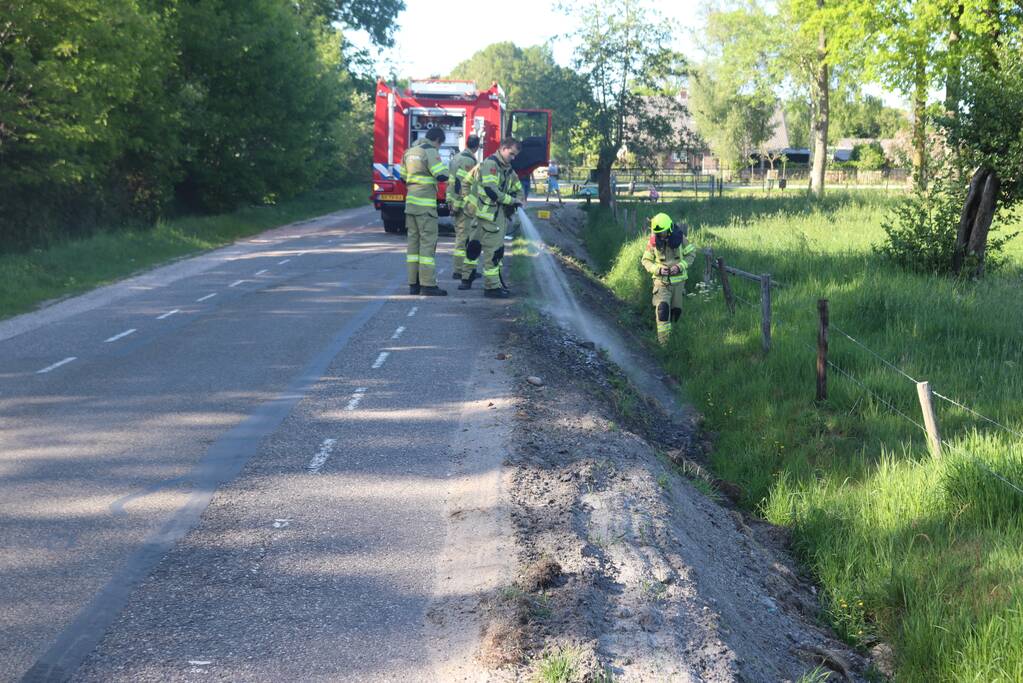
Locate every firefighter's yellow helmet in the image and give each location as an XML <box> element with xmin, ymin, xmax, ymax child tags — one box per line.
<box><xmin>650</xmin><ymin>213</ymin><xmax>673</xmax><ymax>233</ymax></box>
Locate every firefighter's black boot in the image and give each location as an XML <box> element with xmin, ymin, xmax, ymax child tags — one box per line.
<box><xmin>458</xmin><ymin>278</ymin><xmax>472</xmax><ymax>290</ymax></box>
<box><xmin>421</xmin><ymin>285</ymin><xmax>448</xmax><ymax>296</ymax></box>
<box><xmin>483</xmin><ymin>288</ymin><xmax>510</xmax><ymax>299</ymax></box>
<box><xmin>452</xmin><ymin>271</ymin><xmax>462</xmax><ymax>280</ymax></box>
<box><xmin>409</xmin><ymin>284</ymin><xmax>421</xmax><ymax>295</ymax></box>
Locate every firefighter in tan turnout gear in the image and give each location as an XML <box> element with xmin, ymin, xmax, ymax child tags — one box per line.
<box><xmin>448</xmin><ymin>134</ymin><xmax>480</xmax><ymax>282</ymax></box>
<box><xmin>460</xmin><ymin>138</ymin><xmax>522</xmax><ymax>298</ymax></box>
<box><xmin>400</xmin><ymin>127</ymin><xmax>450</xmax><ymax>295</ymax></box>
<box><xmin>641</xmin><ymin>212</ymin><xmax>696</xmax><ymax>344</ymax></box>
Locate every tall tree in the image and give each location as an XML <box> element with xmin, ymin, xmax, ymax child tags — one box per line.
<box><xmin>174</xmin><ymin>0</ymin><xmax>352</xmax><ymax>211</ymax></box>
<box><xmin>567</xmin><ymin>0</ymin><xmax>689</xmax><ymax>206</ymax></box>
<box><xmin>776</xmin><ymin>0</ymin><xmax>859</xmax><ymax>195</ymax></box>
<box><xmin>448</xmin><ymin>43</ymin><xmax>590</xmax><ymax>161</ymax></box>
<box><xmin>853</xmin><ymin>0</ymin><xmax>951</xmax><ymax>189</ymax></box>
<box><xmin>689</xmin><ymin>66</ymin><xmax>777</xmax><ymax>171</ymax></box>
<box><xmin>691</xmin><ymin>2</ymin><xmax>782</xmax><ymax>171</ymax></box>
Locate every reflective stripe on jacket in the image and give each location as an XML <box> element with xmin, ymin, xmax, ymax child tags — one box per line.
<box><xmin>641</xmin><ymin>234</ymin><xmax>696</xmax><ymax>286</ymax></box>
<box><xmin>400</xmin><ymin>139</ymin><xmax>446</xmax><ymax>215</ymax></box>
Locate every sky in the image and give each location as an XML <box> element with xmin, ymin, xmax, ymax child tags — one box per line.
<box><xmin>348</xmin><ymin>0</ymin><xmax>708</xmax><ymax>80</ymax></box>
<box><xmin>347</xmin><ymin>0</ymin><xmax>905</xmax><ymax>108</ymax></box>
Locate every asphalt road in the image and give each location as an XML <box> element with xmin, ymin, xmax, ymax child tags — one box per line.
<box><xmin>0</xmin><ymin>205</ymin><xmax>512</xmax><ymax>682</ymax></box>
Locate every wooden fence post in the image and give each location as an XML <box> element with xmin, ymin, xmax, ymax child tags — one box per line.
<box><xmin>817</xmin><ymin>299</ymin><xmax>829</xmax><ymax>401</ymax></box>
<box><xmin>760</xmin><ymin>273</ymin><xmax>772</xmax><ymax>352</ymax></box>
<box><xmin>916</xmin><ymin>381</ymin><xmax>943</xmax><ymax>458</ymax></box>
<box><xmin>717</xmin><ymin>258</ymin><xmax>735</xmax><ymax>314</ymax></box>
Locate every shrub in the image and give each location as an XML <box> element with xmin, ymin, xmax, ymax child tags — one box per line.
<box><xmin>852</xmin><ymin>142</ymin><xmax>886</xmax><ymax>171</ymax></box>
<box><xmin>875</xmin><ymin>175</ymin><xmax>1017</xmax><ymax>275</ymax></box>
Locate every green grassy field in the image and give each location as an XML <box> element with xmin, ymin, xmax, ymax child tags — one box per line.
<box><xmin>584</xmin><ymin>192</ymin><xmax>1023</xmax><ymax>681</ymax></box>
<box><xmin>0</xmin><ymin>186</ymin><xmax>367</xmax><ymax>320</ymax></box>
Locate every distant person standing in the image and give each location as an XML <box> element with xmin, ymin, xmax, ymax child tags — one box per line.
<box><xmin>545</xmin><ymin>159</ymin><xmax>563</xmax><ymax>205</ymax></box>
<box><xmin>400</xmin><ymin>127</ymin><xmax>449</xmax><ymax>296</ymax></box>
<box><xmin>448</xmin><ymin>134</ymin><xmax>480</xmax><ymax>283</ymax></box>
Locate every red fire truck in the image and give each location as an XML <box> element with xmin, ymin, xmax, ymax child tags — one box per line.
<box><xmin>371</xmin><ymin>79</ymin><xmax>552</xmax><ymax>233</ymax></box>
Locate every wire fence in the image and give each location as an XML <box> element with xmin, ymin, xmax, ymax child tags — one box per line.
<box><xmin>702</xmin><ymin>251</ymin><xmax>1023</xmax><ymax>498</ymax></box>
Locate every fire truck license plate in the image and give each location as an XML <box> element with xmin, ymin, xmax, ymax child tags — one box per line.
<box><xmin>378</xmin><ymin>193</ymin><xmax>404</xmax><ymax>201</ymax></box>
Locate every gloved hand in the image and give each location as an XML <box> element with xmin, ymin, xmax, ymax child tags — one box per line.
<box><xmin>669</xmin><ymin>264</ymin><xmax>681</xmax><ymax>275</ymax></box>
<box><xmin>659</xmin><ymin>266</ymin><xmax>670</xmax><ymax>276</ymax></box>
<box><xmin>503</xmin><ymin>204</ymin><xmax>517</xmax><ymax>219</ymax></box>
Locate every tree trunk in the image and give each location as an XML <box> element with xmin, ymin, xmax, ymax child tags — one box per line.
<box><xmin>967</xmin><ymin>171</ymin><xmax>1000</xmax><ymax>277</ymax></box>
<box><xmin>810</xmin><ymin>2</ymin><xmax>829</xmax><ymax>198</ymax></box>
<box><xmin>911</xmin><ymin>59</ymin><xmax>928</xmax><ymax>191</ymax></box>
<box><xmin>953</xmin><ymin>166</ymin><xmax>1000</xmax><ymax>277</ymax></box>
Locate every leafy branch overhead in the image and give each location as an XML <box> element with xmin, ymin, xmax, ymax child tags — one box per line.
<box><xmin>299</xmin><ymin>0</ymin><xmax>406</xmax><ymax>47</ymax></box>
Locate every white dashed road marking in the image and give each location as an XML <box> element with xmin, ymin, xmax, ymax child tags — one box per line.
<box><xmin>278</xmin><ymin>259</ymin><xmax>291</xmax><ymax>265</ymax></box>
<box><xmin>391</xmin><ymin>326</ymin><xmax>406</xmax><ymax>340</ymax></box>
<box><xmin>407</xmin><ymin>306</ymin><xmax>418</xmax><ymax>318</ymax></box>
<box><xmin>255</xmin><ymin>269</ymin><xmax>268</xmax><ymax>276</ymax></box>
<box><xmin>272</xmin><ymin>519</ymin><xmax>291</xmax><ymax>529</ymax></box>
<box><xmin>105</xmin><ymin>329</ymin><xmax>136</xmax><ymax>343</ymax></box>
<box><xmin>345</xmin><ymin>387</ymin><xmax>368</xmax><ymax>411</ymax></box>
<box><xmin>196</xmin><ymin>293</ymin><xmax>217</xmax><ymax>302</ymax></box>
<box><xmin>229</xmin><ymin>280</ymin><xmax>245</xmax><ymax>288</ymax></box>
<box><xmin>307</xmin><ymin>438</ymin><xmax>338</xmax><ymax>473</ymax></box>
<box><xmin>371</xmin><ymin>352</ymin><xmax>390</xmax><ymax>369</ymax></box>
<box><xmin>37</xmin><ymin>357</ymin><xmax>77</xmax><ymax>374</ymax></box>
<box><xmin>157</xmin><ymin>309</ymin><xmax>179</xmax><ymax>320</ymax></box>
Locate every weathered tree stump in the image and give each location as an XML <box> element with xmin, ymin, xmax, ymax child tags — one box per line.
<box><xmin>953</xmin><ymin>165</ymin><xmax>1001</xmax><ymax>278</ymax></box>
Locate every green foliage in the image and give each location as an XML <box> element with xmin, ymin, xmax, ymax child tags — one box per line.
<box><xmin>689</xmin><ymin>66</ymin><xmax>777</xmax><ymax>170</ymax></box>
<box><xmin>533</xmin><ymin>647</ymin><xmax>579</xmax><ymax>683</ymax></box>
<box><xmin>942</xmin><ymin>42</ymin><xmax>1023</xmax><ymax>205</ymax></box>
<box><xmin>298</xmin><ymin>0</ymin><xmax>404</xmax><ymax>47</ymax></box>
<box><xmin>0</xmin><ymin>0</ymin><xmax>179</xmax><ymax>245</ymax></box>
<box><xmin>877</xmin><ymin>174</ymin><xmax>1017</xmax><ymax>274</ymax></box>
<box><xmin>0</xmin><ymin>0</ymin><xmax>372</xmax><ymax>250</ymax></box>
<box><xmin>690</xmin><ymin>0</ymin><xmax>783</xmax><ymax>169</ymax></box>
<box><xmin>175</xmin><ymin>0</ymin><xmax>341</xmax><ymax>211</ymax></box>
<box><xmin>586</xmin><ymin>190</ymin><xmax>1023</xmax><ymax>680</ymax></box>
<box><xmin>448</xmin><ymin>43</ymin><xmax>589</xmax><ymax>162</ymax></box>
<box><xmin>875</xmin><ymin>179</ymin><xmax>962</xmax><ymax>273</ymax></box>
<box><xmin>832</xmin><ymin>91</ymin><xmax>907</xmax><ymax>140</ymax></box>
<box><xmin>783</xmin><ymin>98</ymin><xmax>812</xmax><ymax>149</ymax></box>
<box><xmin>851</xmin><ymin>142</ymin><xmax>886</xmax><ymax>170</ymax></box>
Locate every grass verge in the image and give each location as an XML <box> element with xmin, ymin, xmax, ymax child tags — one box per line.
<box><xmin>584</xmin><ymin>191</ymin><xmax>1023</xmax><ymax>681</ymax></box>
<box><xmin>0</xmin><ymin>185</ymin><xmax>367</xmax><ymax>320</ymax></box>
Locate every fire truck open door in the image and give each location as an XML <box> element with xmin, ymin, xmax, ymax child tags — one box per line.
<box><xmin>506</xmin><ymin>109</ymin><xmax>552</xmax><ymax>179</ymax></box>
